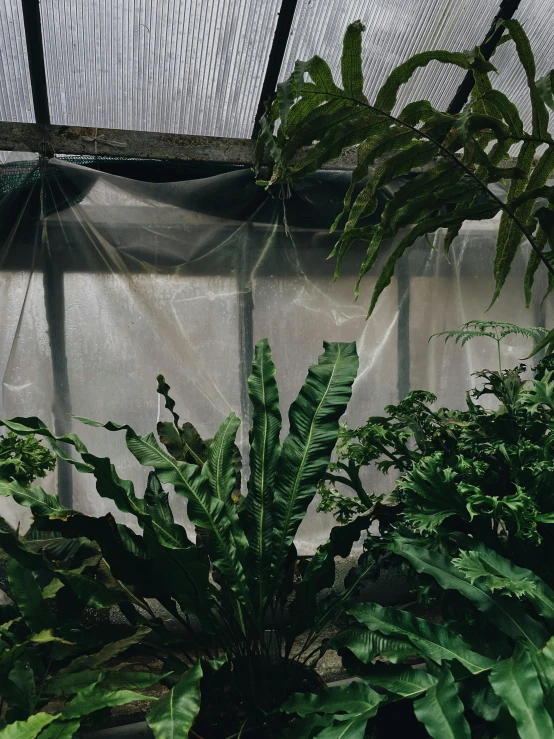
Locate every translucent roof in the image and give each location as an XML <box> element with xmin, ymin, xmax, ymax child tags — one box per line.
<box><xmin>0</xmin><ymin>0</ymin><xmax>553</xmax><ymax>140</ymax></box>
<box><xmin>0</xmin><ymin>1</ymin><xmax>34</xmax><ymax>123</ymax></box>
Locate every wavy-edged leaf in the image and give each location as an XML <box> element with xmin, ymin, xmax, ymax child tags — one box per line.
<box><xmin>60</xmin><ymin>682</ymin><xmax>154</xmax><ymax>720</ymax></box>
<box><xmin>146</xmin><ymin>661</ymin><xmax>202</xmax><ymax>739</ymax></box>
<box><xmin>454</xmin><ymin>544</ymin><xmax>554</xmax><ymax>624</ymax></box>
<box><xmin>388</xmin><ymin>540</ymin><xmax>549</xmax><ymax>648</ymax></box>
<box><xmin>538</xmin><ymin>70</ymin><xmax>554</xmax><ymax>112</ymax></box>
<box><xmin>341</xmin><ymin>20</ymin><xmax>367</xmax><ymax>103</ymax></box>
<box><xmin>272</xmin><ymin>342</ymin><xmax>359</xmax><ymax>574</ymax></box>
<box><xmin>413</xmin><ymin>666</ymin><xmax>471</xmax><ymax>739</ymax></box>
<box><xmin>205</xmin><ymin>412</ymin><xmax>240</xmax><ymax>503</ymax></box>
<box><xmin>289</xmin><ymin>514</ymin><xmax>371</xmax><ymax>637</ymax></box>
<box><xmin>489</xmin><ymin>644</ymin><xmax>554</xmax><ymax>739</ymax></box>
<box><xmin>357</xmin><ymin>662</ymin><xmax>438</xmax><ymax>699</ymax></box>
<box><xmin>375</xmin><ymin>50</ymin><xmax>471</xmax><ymax>113</ymax></box>
<box><xmin>281</xmin><ymin>680</ymin><xmax>384</xmax><ymax>721</ymax></box>
<box><xmin>47</xmin><ymin>669</ymin><xmax>165</xmax><ymax>696</ymax></box>
<box><xmin>144</xmin><ymin>472</ymin><xmax>173</xmax><ymax>524</ymax></box>
<box><xmin>62</xmin><ymin>626</ymin><xmax>151</xmax><ymax>674</ymax></box>
<box><xmin>330</xmin><ymin>627</ymin><xmax>417</xmax><ymax>665</ymax></box>
<box><xmin>36</xmin><ymin>720</ymin><xmax>81</xmax><ymax>739</ymax></box>
<box><xmin>0</xmin><ymin>712</ymin><xmax>59</xmax><ymax>739</ymax></box>
<box><xmin>348</xmin><ymin>602</ymin><xmax>493</xmax><ymax>674</ymax></box>
<box><xmin>0</xmin><ymin>478</ymin><xmax>70</xmax><ymax>518</ymax></box>
<box><xmin>124</xmin><ymin>429</ymin><xmax>250</xmax><ymax>608</ymax></box>
<box><xmin>7</xmin><ymin>558</ymin><xmax>53</xmax><ymax>633</ymax></box>
<box><xmin>242</xmin><ymin>338</ymin><xmax>281</xmax><ymax>608</ymax></box>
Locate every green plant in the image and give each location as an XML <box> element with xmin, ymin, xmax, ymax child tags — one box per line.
<box><xmin>319</xmin><ymin>332</ymin><xmax>554</xmax><ymax>584</ymax></box>
<box><xmin>0</xmin><ymin>340</ymin><xmax>376</xmax><ymax>737</ymax></box>
<box><xmin>0</xmin><ymin>521</ymin><xmax>161</xmax><ymax>738</ymax></box>
<box><xmin>255</xmin><ymin>21</ymin><xmax>554</xmax><ymax>316</ymax></box>
<box><xmin>0</xmin><ymin>433</ymin><xmax>55</xmax><ymax>485</ymax></box>
<box><xmin>283</xmin><ymin>542</ymin><xmax>554</xmax><ymax>738</ymax></box>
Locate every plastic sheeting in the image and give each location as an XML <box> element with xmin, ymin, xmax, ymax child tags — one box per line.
<box><xmin>0</xmin><ymin>156</ymin><xmax>550</xmax><ymax>552</ymax></box>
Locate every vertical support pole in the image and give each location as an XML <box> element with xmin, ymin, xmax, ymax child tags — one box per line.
<box><xmin>396</xmin><ymin>256</ymin><xmax>410</xmax><ymax>401</ymax></box>
<box><xmin>40</xmin><ymin>173</ymin><xmax>73</xmax><ymax>507</ymax></box>
<box><xmin>237</xmin><ymin>225</ymin><xmax>255</xmax><ymax>438</ymax></box>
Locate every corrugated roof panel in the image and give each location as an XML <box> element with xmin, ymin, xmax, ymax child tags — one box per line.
<box><xmin>0</xmin><ymin>1</ymin><xmax>34</xmax><ymax>123</ymax></box>
<box><xmin>492</xmin><ymin>0</ymin><xmax>554</xmax><ymax>137</ymax></box>
<box><xmin>40</xmin><ymin>0</ymin><xmax>282</xmax><ymax>138</ymax></box>
<box><xmin>279</xmin><ymin>0</ymin><xmax>500</xmax><ymax>113</ymax></box>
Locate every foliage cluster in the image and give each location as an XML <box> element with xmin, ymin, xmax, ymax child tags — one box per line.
<box><xmin>255</xmin><ymin>21</ymin><xmax>554</xmax><ymax>316</ymax></box>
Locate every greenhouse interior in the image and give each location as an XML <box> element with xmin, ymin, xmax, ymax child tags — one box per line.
<box><xmin>1</xmin><ymin>0</ymin><xmax>554</xmax><ymax>736</ymax></box>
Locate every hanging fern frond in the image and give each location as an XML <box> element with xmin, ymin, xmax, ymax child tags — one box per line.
<box><xmin>256</xmin><ymin>20</ymin><xmax>554</xmax><ymax>317</ymax></box>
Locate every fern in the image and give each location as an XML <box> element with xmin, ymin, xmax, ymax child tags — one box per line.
<box><xmin>256</xmin><ymin>21</ymin><xmax>554</xmax><ymax>316</ymax></box>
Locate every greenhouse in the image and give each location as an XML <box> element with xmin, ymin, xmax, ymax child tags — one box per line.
<box><xmin>1</xmin><ymin>0</ymin><xmax>554</xmax><ymax>736</ymax></box>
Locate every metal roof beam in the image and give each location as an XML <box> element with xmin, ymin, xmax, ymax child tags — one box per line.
<box><xmin>21</xmin><ymin>0</ymin><xmax>50</xmax><ymax>126</ymax></box>
<box><xmin>251</xmin><ymin>0</ymin><xmax>298</xmax><ymax>138</ymax></box>
<box><xmin>447</xmin><ymin>0</ymin><xmax>522</xmax><ymax>114</ymax></box>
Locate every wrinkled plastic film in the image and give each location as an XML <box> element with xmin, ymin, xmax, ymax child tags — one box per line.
<box><xmin>0</xmin><ymin>157</ymin><xmax>549</xmax><ymax>552</ymax></box>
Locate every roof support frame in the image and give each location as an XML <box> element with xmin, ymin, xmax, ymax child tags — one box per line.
<box><xmin>251</xmin><ymin>0</ymin><xmax>298</xmax><ymax>138</ymax></box>
<box><xmin>447</xmin><ymin>0</ymin><xmax>522</xmax><ymax>114</ymax></box>
<box><xmin>21</xmin><ymin>0</ymin><xmax>51</xmax><ymax>126</ymax></box>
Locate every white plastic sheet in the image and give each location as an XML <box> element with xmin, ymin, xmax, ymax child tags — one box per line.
<box><xmin>0</xmin><ymin>156</ymin><xmax>549</xmax><ymax>551</ymax></box>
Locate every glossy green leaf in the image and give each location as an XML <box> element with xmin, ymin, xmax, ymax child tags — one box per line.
<box><xmin>6</xmin><ymin>558</ymin><xmax>53</xmax><ymax>633</ymax></box>
<box><xmin>330</xmin><ymin>627</ymin><xmax>417</xmax><ymax>665</ymax></box>
<box><xmin>388</xmin><ymin>540</ymin><xmax>549</xmax><ymax>648</ymax></box>
<box><xmin>205</xmin><ymin>412</ymin><xmax>240</xmax><ymax>503</ymax></box>
<box><xmin>242</xmin><ymin>338</ymin><xmax>282</xmax><ymax>608</ymax></box>
<box><xmin>272</xmin><ymin>342</ymin><xmax>359</xmax><ymax>574</ymax></box>
<box><xmin>413</xmin><ymin>666</ymin><xmax>471</xmax><ymax>739</ymax></box>
<box><xmin>61</xmin><ymin>682</ymin><xmax>154</xmax><ymax>719</ymax></box>
<box><xmin>489</xmin><ymin>645</ymin><xmax>554</xmax><ymax>739</ymax></box>
<box><xmin>35</xmin><ymin>720</ymin><xmax>81</xmax><ymax>739</ymax></box>
<box><xmin>146</xmin><ymin>661</ymin><xmax>202</xmax><ymax>739</ymax></box>
<box><xmin>348</xmin><ymin>601</ymin><xmax>493</xmax><ymax>674</ymax></box>
<box><xmin>0</xmin><ymin>713</ymin><xmax>59</xmax><ymax>739</ymax></box>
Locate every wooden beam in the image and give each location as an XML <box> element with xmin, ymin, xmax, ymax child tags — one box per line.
<box><xmin>0</xmin><ymin>121</ymin><xmax>359</xmax><ymax>169</ymax></box>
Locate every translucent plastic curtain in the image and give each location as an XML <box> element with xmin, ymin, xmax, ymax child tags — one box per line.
<box><xmin>0</xmin><ymin>155</ymin><xmax>549</xmax><ymax>551</ymax></box>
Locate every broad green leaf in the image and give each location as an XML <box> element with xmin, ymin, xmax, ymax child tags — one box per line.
<box><xmin>375</xmin><ymin>50</ymin><xmax>471</xmax><ymax>113</ymax></box>
<box><xmin>205</xmin><ymin>412</ymin><xmax>240</xmax><ymax>503</ymax></box>
<box><xmin>272</xmin><ymin>342</ymin><xmax>359</xmax><ymax>574</ymax></box>
<box><xmin>388</xmin><ymin>540</ymin><xmax>549</xmax><ymax>648</ymax></box>
<box><xmin>0</xmin><ymin>479</ymin><xmax>70</xmax><ymax>518</ymax></box>
<box><xmin>529</xmin><ymin>635</ymin><xmax>554</xmax><ymax>718</ymax></box>
<box><xmin>454</xmin><ymin>545</ymin><xmax>554</xmax><ymax>624</ymax></box>
<box><xmin>35</xmin><ymin>721</ymin><xmax>81</xmax><ymax>739</ymax></box>
<box><xmin>62</xmin><ymin>626</ymin><xmax>151</xmax><ymax>673</ymax></box>
<box><xmin>330</xmin><ymin>627</ymin><xmax>417</xmax><ymax>665</ymax></box>
<box><xmin>146</xmin><ymin>661</ymin><xmax>203</xmax><ymax>739</ymax></box>
<box><xmin>489</xmin><ymin>645</ymin><xmax>554</xmax><ymax>739</ymax></box>
<box><xmin>341</xmin><ymin>20</ymin><xmax>367</xmax><ymax>103</ymax></box>
<box><xmin>0</xmin><ymin>713</ymin><xmax>59</xmax><ymax>739</ymax></box>
<box><xmin>289</xmin><ymin>515</ymin><xmax>371</xmax><ymax>636</ymax></box>
<box><xmin>7</xmin><ymin>558</ymin><xmax>53</xmax><ymax>633</ymax></box>
<box><xmin>414</xmin><ymin>666</ymin><xmax>471</xmax><ymax>739</ymax></box>
<box><xmin>8</xmin><ymin>660</ymin><xmax>35</xmax><ymax>714</ymax></box>
<box><xmin>61</xmin><ymin>682</ymin><xmax>155</xmax><ymax>719</ymax></box>
<box><xmin>281</xmin><ymin>680</ymin><xmax>384</xmax><ymax>718</ymax></box>
<box><xmin>47</xmin><ymin>669</ymin><xmax>165</xmax><ymax>696</ymax></box>
<box><xmin>537</xmin><ymin>70</ymin><xmax>554</xmax><ymax>112</ymax></box>
<box><xmin>348</xmin><ymin>602</ymin><xmax>493</xmax><ymax>674</ymax></box>
<box><xmin>346</xmin><ymin>662</ymin><xmax>437</xmax><ymax>698</ymax></box>
<box><xmin>124</xmin><ymin>429</ymin><xmax>249</xmax><ymax>608</ymax></box>
<box><xmin>242</xmin><ymin>338</ymin><xmax>282</xmax><ymax>608</ymax></box>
